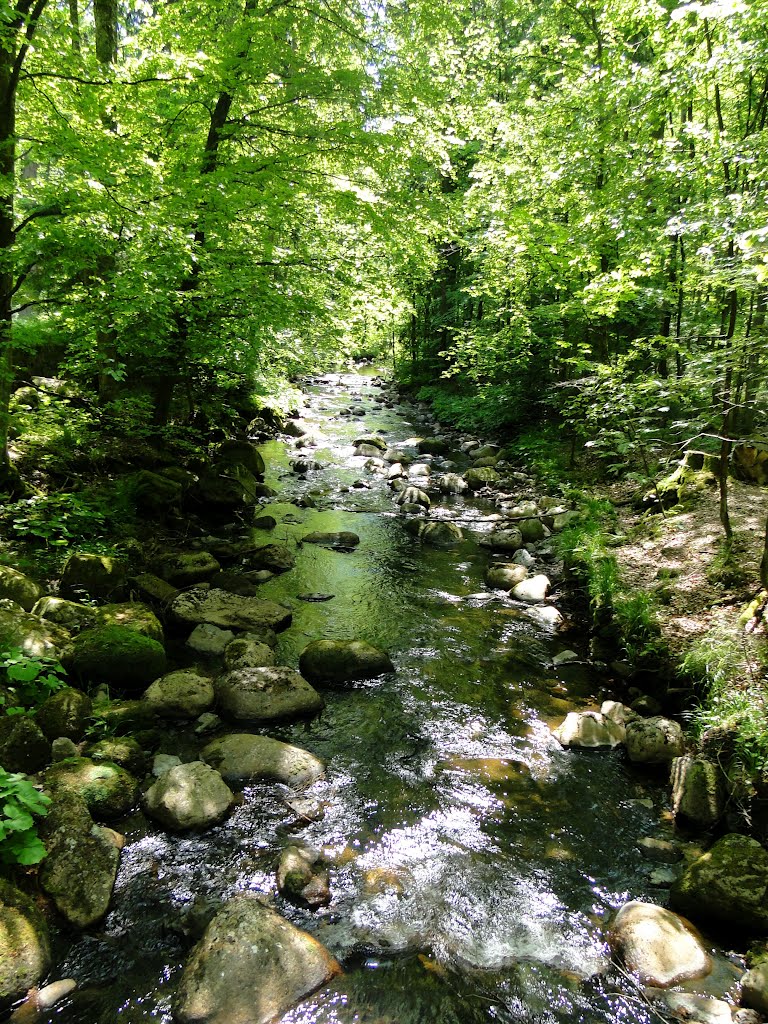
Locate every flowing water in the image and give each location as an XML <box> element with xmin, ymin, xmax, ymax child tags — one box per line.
<box><xmin>38</xmin><ymin>371</ymin><xmax>735</xmax><ymax>1024</ymax></box>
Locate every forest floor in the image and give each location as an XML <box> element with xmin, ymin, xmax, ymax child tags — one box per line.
<box><xmin>606</xmin><ymin>475</ymin><xmax>768</xmax><ymax>675</ymax></box>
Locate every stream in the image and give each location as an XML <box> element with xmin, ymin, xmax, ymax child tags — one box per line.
<box><xmin>38</xmin><ymin>370</ymin><xmax>736</xmax><ymax>1024</ymax></box>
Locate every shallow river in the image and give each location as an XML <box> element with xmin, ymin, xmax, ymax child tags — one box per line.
<box><xmin>41</xmin><ymin>371</ymin><xmax>730</xmax><ymax>1024</ymax></box>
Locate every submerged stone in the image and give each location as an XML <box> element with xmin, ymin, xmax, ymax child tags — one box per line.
<box><xmin>299</xmin><ymin>639</ymin><xmax>394</xmax><ymax>686</ymax></box>
<box><xmin>203</xmin><ymin>734</ymin><xmax>325</xmax><ymax>788</ymax></box>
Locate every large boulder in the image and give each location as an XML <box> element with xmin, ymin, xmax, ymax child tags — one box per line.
<box><xmin>216</xmin><ymin>439</ymin><xmax>265</xmax><ymax>478</ymax></box>
<box><xmin>0</xmin><ymin>608</ymin><xmax>70</xmax><ymax>659</ymax></box>
<box><xmin>39</xmin><ymin>790</ymin><xmax>120</xmax><ymax>929</ymax></box>
<box><xmin>33</xmin><ymin>598</ymin><xmax>164</xmax><ymax>643</ymax></box>
<box><xmin>244</xmin><ymin>543</ymin><xmax>295</xmax><ymax>574</ymax></box>
<box><xmin>464</xmin><ymin>467</ymin><xmax>500</xmax><ymax>490</ymax></box>
<box><xmin>131</xmin><ymin>469</ymin><xmax>184</xmax><ymax>517</ymax></box>
<box><xmin>609</xmin><ymin>901</ymin><xmax>711</xmax><ymax>987</ymax></box>
<box><xmin>174</xmin><ymin>896</ymin><xmax>342</xmax><ymax>1024</ymax></box>
<box><xmin>670</xmin><ymin>834</ymin><xmax>768</xmax><ymax>932</ymax></box>
<box><xmin>215</xmin><ymin>667</ymin><xmax>323</xmax><ymax>723</ymax></box>
<box><xmin>36</xmin><ymin>686</ymin><xmax>92</xmax><ymax>741</ymax></box>
<box><xmin>482</xmin><ymin>528</ymin><xmax>523</xmax><ymax>553</ymax></box>
<box><xmin>170</xmin><ymin>588</ymin><xmax>291</xmax><ymax>634</ymax></box>
<box><xmin>44</xmin><ymin>757</ymin><xmax>138</xmax><ymax>820</ymax></box>
<box><xmin>195</xmin><ymin>461</ymin><xmax>263</xmax><ymax>508</ymax></box>
<box><xmin>438</xmin><ymin>473</ymin><xmax>468</xmax><ymax>495</ymax></box>
<box><xmin>625</xmin><ymin>717</ymin><xmax>685</xmax><ymax>765</ymax></box>
<box><xmin>143</xmin><ymin>671</ymin><xmax>215</xmax><ymax>720</ymax></box>
<box><xmin>553</xmin><ymin>710</ymin><xmax>624</xmax><ymax>749</ymax></box>
<box><xmin>410</xmin><ymin>521</ymin><xmax>464</xmax><ymax>546</ymax></box>
<box><xmin>486</xmin><ymin>564</ymin><xmax>528</xmax><ymax>590</ymax></box>
<box><xmin>0</xmin><ymin>715</ymin><xmax>51</xmax><ymax>773</ymax></box>
<box><xmin>202</xmin><ymin>734</ymin><xmax>324</xmax><ymax>788</ymax></box>
<box><xmin>0</xmin><ymin>566</ymin><xmax>42</xmax><ymax>611</ymax></box>
<box><xmin>59</xmin><ymin>553</ymin><xmax>127</xmax><ymax>601</ymax></box>
<box><xmin>0</xmin><ymin>879</ymin><xmax>51</xmax><ymax>1004</ymax></box>
<box><xmin>670</xmin><ymin>755</ymin><xmax>724</xmax><ymax>828</ymax></box>
<box><xmin>299</xmin><ymin>639</ymin><xmax>394</xmax><ymax>686</ymax></box>
<box><xmin>63</xmin><ymin>625</ymin><xmax>166</xmax><ymax>690</ymax></box>
<box><xmin>143</xmin><ymin>761</ymin><xmax>233</xmax><ymax>831</ymax></box>
<box><xmin>223</xmin><ymin>634</ymin><xmax>276</xmax><ymax>670</ymax></box>
<box><xmin>156</xmin><ymin>552</ymin><xmax>221</xmax><ymax>587</ymax></box>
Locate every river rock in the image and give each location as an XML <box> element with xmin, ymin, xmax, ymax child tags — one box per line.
<box><xmin>553</xmin><ymin>710</ymin><xmax>625</xmax><ymax>749</ymax></box>
<box><xmin>625</xmin><ymin>717</ymin><xmax>685</xmax><ymax>764</ymax></box>
<box><xmin>0</xmin><ymin>608</ymin><xmax>71</xmax><ymax>659</ymax></box>
<box><xmin>62</xmin><ymin>625</ymin><xmax>166</xmax><ymax>690</ymax></box>
<box><xmin>741</xmin><ymin>962</ymin><xmax>768</xmax><ymax>1015</ymax></box>
<box><xmin>414</xmin><ymin>521</ymin><xmax>464</xmax><ymax>546</ymax></box>
<box><xmin>215</xmin><ymin>667</ymin><xmax>323</xmax><ymax>723</ymax></box>
<box><xmin>31</xmin><ymin>596</ymin><xmax>99</xmax><ymax>634</ymax></box>
<box><xmin>512</xmin><ymin>574</ymin><xmax>550</xmax><ymax>603</ymax></box>
<box><xmin>186</xmin><ymin>623</ymin><xmax>235</xmax><ymax>657</ymax></box>
<box><xmin>464</xmin><ymin>467</ymin><xmax>500</xmax><ymax>489</ymax></box>
<box><xmin>473</xmin><ymin>456</ymin><xmax>498</xmax><ymax>468</ymax></box>
<box><xmin>277</xmin><ymin>845</ymin><xmax>331</xmax><ymax>908</ymax></box>
<box><xmin>170</xmin><ymin>588</ymin><xmax>291</xmax><ymax>633</ymax></box>
<box><xmin>284</xmin><ymin>420</ymin><xmax>307</xmax><ymax>438</ymax></box>
<box><xmin>438</xmin><ymin>473</ymin><xmax>468</xmax><ymax>495</ymax></box>
<box><xmin>354</xmin><ymin>436</ymin><xmax>387</xmax><ymax>452</ymax></box>
<box><xmin>144</xmin><ymin>671</ymin><xmax>215</xmax><ymax>719</ymax></box>
<box><xmin>483</xmin><ymin>528</ymin><xmax>523</xmax><ymax>553</ymax></box>
<box><xmin>86</xmin><ymin>736</ymin><xmax>146</xmax><ymax>775</ymax></box>
<box><xmin>355</xmin><ymin>443</ymin><xmax>383</xmax><ymax>458</ymax></box>
<box><xmin>131</xmin><ymin>468</ymin><xmax>184</xmax><ymax>516</ymax></box>
<box><xmin>408</xmin><ymin>463</ymin><xmax>431</xmax><ymax>478</ymax></box>
<box><xmin>0</xmin><ymin>715</ymin><xmax>51</xmax><ymax>772</ymax></box>
<box><xmin>202</xmin><ymin>734</ymin><xmax>325</xmax><ymax>787</ymax></box>
<box><xmin>36</xmin><ymin>686</ymin><xmax>92</xmax><ymax>741</ymax></box>
<box><xmin>195</xmin><ymin>461</ymin><xmax>263</xmax><ymax>507</ymax></box>
<box><xmin>156</xmin><ymin>551</ymin><xmax>221</xmax><ymax>587</ymax></box>
<box><xmin>518</xmin><ymin>518</ymin><xmax>549</xmax><ymax>543</ymax></box>
<box><xmin>299</xmin><ymin>639</ymin><xmax>394</xmax><ymax>686</ymax></box>
<box><xmin>45</xmin><ymin>757</ymin><xmax>138</xmax><ymax>819</ymax></box>
<box><xmin>216</xmin><ymin>439</ymin><xmax>265</xmax><ymax>478</ymax></box>
<box><xmin>130</xmin><ymin>572</ymin><xmax>179</xmax><ymax>607</ymax></box>
<box><xmin>244</xmin><ymin>543</ymin><xmax>295</xmax><ymax>574</ymax></box>
<box><xmin>670</xmin><ymin>834</ymin><xmax>768</xmax><ymax>932</ymax></box>
<box><xmin>302</xmin><ymin>531</ymin><xmax>360</xmax><ymax>548</ymax></box>
<box><xmin>0</xmin><ymin>566</ymin><xmax>42</xmax><ymax>611</ymax></box>
<box><xmin>40</xmin><ymin>820</ymin><xmax>120</xmax><ymax>929</ymax></box>
<box><xmin>396</xmin><ymin>486</ymin><xmax>430</xmax><ymax>509</ymax></box>
<box><xmin>650</xmin><ymin>992</ymin><xmax>732</xmax><ymax>1024</ymax></box>
<box><xmin>486</xmin><ymin>564</ymin><xmax>528</xmax><ymax>590</ymax></box>
<box><xmin>174</xmin><ymin>896</ymin><xmax>342</xmax><ymax>1024</ymax></box>
<box><xmin>0</xmin><ymin>879</ymin><xmax>51</xmax><ymax>1003</ymax></box>
<box><xmin>609</xmin><ymin>901</ymin><xmax>711</xmax><ymax>987</ymax></box>
<box><xmin>223</xmin><ymin>634</ymin><xmax>277</xmax><ymax>670</ymax></box>
<box><xmin>59</xmin><ymin>553</ymin><xmax>127</xmax><ymax>601</ymax></box>
<box><xmin>670</xmin><ymin>755</ymin><xmax>724</xmax><ymax>828</ymax></box>
<box><xmin>143</xmin><ymin>761</ymin><xmax>233</xmax><ymax>831</ymax></box>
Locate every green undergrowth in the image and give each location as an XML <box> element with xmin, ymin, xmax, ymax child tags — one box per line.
<box><xmin>682</xmin><ymin>629</ymin><xmax>768</xmax><ymax>781</ymax></box>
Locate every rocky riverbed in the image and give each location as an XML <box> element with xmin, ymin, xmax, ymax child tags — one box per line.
<box><xmin>0</xmin><ymin>369</ymin><xmax>766</xmax><ymax>1024</ymax></box>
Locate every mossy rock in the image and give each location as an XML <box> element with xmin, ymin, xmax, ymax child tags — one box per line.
<box><xmin>644</xmin><ymin>453</ymin><xmax>719</xmax><ymax>511</ymax></box>
<box><xmin>0</xmin><ymin>608</ymin><xmax>71</xmax><ymax>659</ymax></box>
<box><xmin>0</xmin><ymin>879</ymin><xmax>51</xmax><ymax>1005</ymax></box>
<box><xmin>44</xmin><ymin>757</ymin><xmax>138</xmax><ymax>820</ymax></box>
<box><xmin>59</xmin><ymin>553</ymin><xmax>128</xmax><ymax>601</ymax></box>
<box><xmin>0</xmin><ymin>715</ymin><xmax>51</xmax><ymax>773</ymax></box>
<box><xmin>63</xmin><ymin>625</ymin><xmax>166</xmax><ymax>691</ymax></box>
<box><xmin>90</xmin><ymin>698</ymin><xmax>157</xmax><ymax>734</ymax></box>
<box><xmin>37</xmin><ymin>686</ymin><xmax>92</xmax><ymax>741</ymax></box>
<box><xmin>85</xmin><ymin>736</ymin><xmax>147</xmax><ymax>776</ymax></box>
<box><xmin>464</xmin><ymin>467</ymin><xmax>500</xmax><ymax>490</ymax></box>
<box><xmin>0</xmin><ymin>566</ymin><xmax>43</xmax><ymax>612</ymax></box>
<box><xmin>131</xmin><ymin>469</ymin><xmax>184</xmax><ymax>517</ymax></box>
<box><xmin>216</xmin><ymin>439</ymin><xmax>266</xmax><ymax>478</ymax></box>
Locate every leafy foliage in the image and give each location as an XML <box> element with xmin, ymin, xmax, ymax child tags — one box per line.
<box><xmin>0</xmin><ymin>769</ymin><xmax>50</xmax><ymax>866</ymax></box>
<box><xmin>0</xmin><ymin>648</ymin><xmax>68</xmax><ymax>715</ymax></box>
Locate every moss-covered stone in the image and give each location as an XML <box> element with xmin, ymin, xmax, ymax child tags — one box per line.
<box><xmin>0</xmin><ymin>608</ymin><xmax>71</xmax><ymax>659</ymax></box>
<box><xmin>44</xmin><ymin>756</ymin><xmax>138</xmax><ymax>820</ymax></box>
<box><xmin>0</xmin><ymin>566</ymin><xmax>43</xmax><ymax>612</ymax></box>
<box><xmin>0</xmin><ymin>879</ymin><xmax>51</xmax><ymax>1004</ymax></box>
<box><xmin>63</xmin><ymin>625</ymin><xmax>166</xmax><ymax>690</ymax></box>
<box><xmin>670</xmin><ymin>833</ymin><xmax>768</xmax><ymax>932</ymax></box>
<box><xmin>299</xmin><ymin>639</ymin><xmax>394</xmax><ymax>686</ymax></box>
<box><xmin>36</xmin><ymin>686</ymin><xmax>92</xmax><ymax>741</ymax></box>
<box><xmin>464</xmin><ymin>467</ymin><xmax>500</xmax><ymax>490</ymax></box>
<box><xmin>216</xmin><ymin>439</ymin><xmax>265</xmax><ymax>478</ymax></box>
<box><xmin>131</xmin><ymin>469</ymin><xmax>184</xmax><ymax>516</ymax></box>
<box><xmin>91</xmin><ymin>698</ymin><xmax>157</xmax><ymax>734</ymax></box>
<box><xmin>59</xmin><ymin>553</ymin><xmax>128</xmax><ymax>601</ymax></box>
<box><xmin>0</xmin><ymin>715</ymin><xmax>51</xmax><ymax>773</ymax></box>
<box><xmin>85</xmin><ymin>736</ymin><xmax>147</xmax><ymax>776</ymax></box>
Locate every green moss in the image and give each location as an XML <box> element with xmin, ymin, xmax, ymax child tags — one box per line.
<box><xmin>64</xmin><ymin>625</ymin><xmax>166</xmax><ymax>690</ymax></box>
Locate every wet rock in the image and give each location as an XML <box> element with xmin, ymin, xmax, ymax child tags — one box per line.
<box><xmin>10</xmin><ymin>979</ymin><xmax>78</xmax><ymax>1019</ymax></box>
<box><xmin>355</xmin><ymin>443</ymin><xmax>383</xmax><ymax>458</ymax></box>
<box><xmin>174</xmin><ymin>896</ymin><xmax>342</xmax><ymax>1024</ymax></box>
<box><xmin>252</xmin><ymin>514</ymin><xmax>277</xmax><ymax>531</ymax></box>
<box><xmin>518</xmin><ymin>518</ymin><xmax>549</xmax><ymax>543</ymax></box>
<box><xmin>670</xmin><ymin>755</ymin><xmax>724</xmax><ymax>828</ymax></box>
<box><xmin>245</xmin><ymin>543</ymin><xmax>295</xmax><ymax>574</ymax></box>
<box><xmin>299</xmin><ymin>639</ymin><xmax>394</xmax><ymax>686</ymax></box>
<box><xmin>223</xmin><ymin>635</ymin><xmax>276</xmax><ymax>670</ymax></box>
<box><xmin>0</xmin><ymin>608</ymin><xmax>71</xmax><ymax>659</ymax></box>
<box><xmin>412</xmin><ymin>521</ymin><xmax>464</xmax><ymax>546</ymax></box>
<box><xmin>40</xmin><ymin>821</ymin><xmax>120</xmax><ymax>929</ymax></box>
<box><xmin>44</xmin><ymin>757</ymin><xmax>138</xmax><ymax>820</ymax></box>
<box><xmin>63</xmin><ymin>625</ymin><xmax>167</xmax><ymax>690</ymax></box>
<box><xmin>291</xmin><ymin>458</ymin><xmax>322</xmax><ymax>473</ymax></box>
<box><xmin>186</xmin><ymin>623</ymin><xmax>235</xmax><ymax>657</ymax></box>
<box><xmin>170</xmin><ymin>588</ymin><xmax>291</xmax><ymax>633</ymax></box>
<box><xmin>0</xmin><ymin>715</ymin><xmax>51</xmax><ymax>773</ymax></box>
<box><xmin>0</xmin><ymin>879</ymin><xmax>51</xmax><ymax>1003</ymax></box>
<box><xmin>156</xmin><ymin>551</ymin><xmax>221</xmax><ymax>587</ymax></box>
<box><xmin>464</xmin><ymin>467</ymin><xmax>500</xmax><ymax>489</ymax></box>
<box><xmin>625</xmin><ymin>717</ymin><xmax>685</xmax><ymax>765</ymax></box>
<box><xmin>302</xmin><ymin>531</ymin><xmax>360</xmax><ymax>549</ymax></box>
<box><xmin>144</xmin><ymin>761</ymin><xmax>233</xmax><ymax>831</ymax></box>
<box><xmin>86</xmin><ymin>736</ymin><xmax>146</xmax><ymax>775</ymax></box>
<box><xmin>354</xmin><ymin>436</ymin><xmax>387</xmax><ymax>452</ymax></box>
<box><xmin>649</xmin><ymin>992</ymin><xmax>731</xmax><ymax>1024</ymax></box>
<box><xmin>638</xmin><ymin>837</ymin><xmax>682</xmax><ymax>864</ymax></box>
<box><xmin>59</xmin><ymin>553</ymin><xmax>127</xmax><ymax>601</ymax></box>
<box><xmin>486</xmin><ymin>564</ymin><xmax>528</xmax><ymax>590</ymax></box>
<box><xmin>552</xmin><ymin>650</ymin><xmax>578</xmax><ymax>666</ymax></box>
<box><xmin>202</xmin><ymin>734</ymin><xmax>325</xmax><ymax>787</ymax></box>
<box><xmin>284</xmin><ymin>420</ymin><xmax>307</xmax><ymax>438</ymax></box>
<box><xmin>553</xmin><ymin>710</ymin><xmax>625</xmax><ymax>749</ymax></box>
<box><xmin>36</xmin><ymin>686</ymin><xmax>92</xmax><ymax>741</ymax></box>
<box><xmin>741</xmin><ymin>962</ymin><xmax>768</xmax><ymax>1015</ymax></box>
<box><xmin>512</xmin><ymin>574</ymin><xmax>550</xmax><ymax>603</ymax></box>
<box><xmin>438</xmin><ymin>473</ymin><xmax>468</xmax><ymax>495</ymax></box>
<box><xmin>609</xmin><ymin>901</ymin><xmax>711</xmax><ymax>987</ymax></box>
<box><xmin>277</xmin><ymin>846</ymin><xmax>331</xmax><ymax>908</ymax></box>
<box><xmin>670</xmin><ymin>834</ymin><xmax>768</xmax><ymax>932</ymax></box>
<box><xmin>130</xmin><ymin>573</ymin><xmax>179</xmax><ymax>607</ymax></box>
<box><xmin>215</xmin><ymin>667</ymin><xmax>323</xmax><ymax>723</ymax></box>
<box><xmin>417</xmin><ymin>437</ymin><xmax>449</xmax><ymax>455</ymax></box>
<box><xmin>216</xmin><ymin>439</ymin><xmax>265</xmax><ymax>478</ymax></box>
<box><xmin>144</xmin><ymin>671</ymin><xmax>215</xmax><ymax>719</ymax></box>
<box><xmin>396</xmin><ymin>486</ymin><xmax>430</xmax><ymax>510</ymax></box>
<box><xmin>482</xmin><ymin>528</ymin><xmax>523</xmax><ymax>553</ymax></box>
<box><xmin>0</xmin><ymin>566</ymin><xmax>43</xmax><ymax>611</ymax></box>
